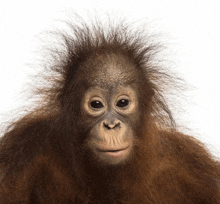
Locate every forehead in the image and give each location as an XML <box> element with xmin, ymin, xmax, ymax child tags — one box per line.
<box><xmin>79</xmin><ymin>53</ymin><xmax>138</xmax><ymax>89</ymax></box>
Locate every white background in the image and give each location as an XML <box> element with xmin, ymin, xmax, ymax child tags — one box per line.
<box><xmin>0</xmin><ymin>0</ymin><xmax>220</xmax><ymax>156</ymax></box>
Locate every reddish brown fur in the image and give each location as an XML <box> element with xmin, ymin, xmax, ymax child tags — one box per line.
<box><xmin>0</xmin><ymin>18</ymin><xmax>219</xmax><ymax>204</ymax></box>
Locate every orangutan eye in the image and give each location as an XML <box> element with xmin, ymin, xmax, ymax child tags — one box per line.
<box><xmin>116</xmin><ymin>99</ymin><xmax>129</xmax><ymax>108</ymax></box>
<box><xmin>90</xmin><ymin>100</ymin><xmax>104</xmax><ymax>109</ymax></box>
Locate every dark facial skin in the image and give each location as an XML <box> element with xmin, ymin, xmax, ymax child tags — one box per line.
<box><xmin>80</xmin><ymin>53</ymin><xmax>141</xmax><ymax>165</ymax></box>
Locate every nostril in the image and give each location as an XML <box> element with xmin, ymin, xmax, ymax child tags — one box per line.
<box><xmin>115</xmin><ymin>122</ymin><xmax>120</xmax><ymax>128</ymax></box>
<box><xmin>103</xmin><ymin>122</ymin><xmax>111</xmax><ymax>130</ymax></box>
